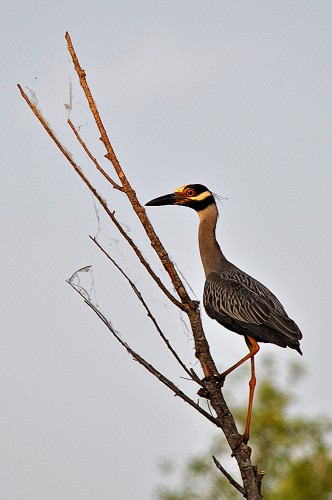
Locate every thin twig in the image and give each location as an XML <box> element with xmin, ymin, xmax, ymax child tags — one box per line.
<box><xmin>67</xmin><ymin>118</ymin><xmax>123</xmax><ymax>191</ymax></box>
<box><xmin>89</xmin><ymin>235</ymin><xmax>200</xmax><ymax>383</ymax></box>
<box><xmin>212</xmin><ymin>455</ymin><xmax>245</xmax><ymax>496</ymax></box>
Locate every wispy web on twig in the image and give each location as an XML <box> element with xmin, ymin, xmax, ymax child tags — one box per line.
<box><xmin>64</xmin><ymin>72</ymin><xmax>73</xmax><ymax>118</ymax></box>
<box><xmin>68</xmin><ymin>265</ymin><xmax>98</xmax><ymax>307</ymax></box>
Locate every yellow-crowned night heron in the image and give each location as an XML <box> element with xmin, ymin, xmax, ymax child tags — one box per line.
<box><xmin>146</xmin><ymin>183</ymin><xmax>302</xmax><ymax>443</ymax></box>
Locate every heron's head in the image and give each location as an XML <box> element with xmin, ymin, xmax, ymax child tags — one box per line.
<box><xmin>145</xmin><ymin>184</ymin><xmax>215</xmax><ymax>211</ymax></box>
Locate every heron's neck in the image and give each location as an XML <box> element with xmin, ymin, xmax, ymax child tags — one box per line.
<box><xmin>197</xmin><ymin>203</ymin><xmax>227</xmax><ymax>276</ymax></box>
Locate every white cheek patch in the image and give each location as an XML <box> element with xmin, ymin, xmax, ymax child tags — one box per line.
<box><xmin>192</xmin><ymin>191</ymin><xmax>212</xmax><ymax>201</ymax></box>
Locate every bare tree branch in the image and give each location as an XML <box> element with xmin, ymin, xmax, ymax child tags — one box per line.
<box><xmin>67</xmin><ymin>118</ymin><xmax>123</xmax><ymax>191</ymax></box>
<box><xmin>18</xmin><ymin>32</ymin><xmax>265</xmax><ymax>499</ymax></box>
<box><xmin>63</xmin><ymin>33</ymin><xmax>223</xmax><ymax>386</ymax></box>
<box><xmin>67</xmin><ymin>276</ymin><xmax>218</xmax><ymax>426</ymax></box>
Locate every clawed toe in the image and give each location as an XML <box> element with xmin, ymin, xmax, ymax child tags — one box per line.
<box><xmin>197</xmin><ymin>387</ymin><xmax>210</xmax><ymax>398</ymax></box>
<box><xmin>197</xmin><ymin>373</ymin><xmax>227</xmax><ymax>399</ymax></box>
<box><xmin>231</xmin><ymin>434</ymin><xmax>250</xmax><ymax>456</ymax></box>
<box><xmin>217</xmin><ymin>373</ymin><xmax>226</xmax><ymax>387</ymax></box>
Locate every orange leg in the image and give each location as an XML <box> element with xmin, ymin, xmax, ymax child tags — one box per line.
<box><xmin>219</xmin><ymin>335</ymin><xmax>260</xmax><ymax>385</ymax></box>
<box><xmin>219</xmin><ymin>335</ymin><xmax>260</xmax><ymax>445</ymax></box>
<box><xmin>241</xmin><ymin>336</ymin><xmax>259</xmax><ymax>444</ymax></box>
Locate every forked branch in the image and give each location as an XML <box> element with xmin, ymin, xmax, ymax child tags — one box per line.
<box><xmin>67</xmin><ymin>274</ymin><xmax>217</xmax><ymax>426</ymax></box>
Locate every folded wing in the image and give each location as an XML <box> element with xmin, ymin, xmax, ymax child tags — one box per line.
<box><xmin>204</xmin><ymin>270</ymin><xmax>302</xmax><ymax>352</ymax></box>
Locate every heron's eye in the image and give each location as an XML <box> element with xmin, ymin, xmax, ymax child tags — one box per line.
<box><xmin>185</xmin><ymin>189</ymin><xmax>195</xmax><ymax>197</ymax></box>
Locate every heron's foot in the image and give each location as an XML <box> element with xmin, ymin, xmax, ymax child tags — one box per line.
<box><xmin>237</xmin><ymin>432</ymin><xmax>249</xmax><ymax>448</ymax></box>
<box><xmin>197</xmin><ymin>374</ymin><xmax>222</xmax><ymax>399</ymax></box>
<box><xmin>197</xmin><ymin>387</ymin><xmax>210</xmax><ymax>399</ymax></box>
<box><xmin>212</xmin><ymin>371</ymin><xmax>228</xmax><ymax>388</ymax></box>
<box><xmin>231</xmin><ymin>434</ymin><xmax>250</xmax><ymax>456</ymax></box>
<box><xmin>191</xmin><ymin>300</ymin><xmax>200</xmax><ymax>310</ymax></box>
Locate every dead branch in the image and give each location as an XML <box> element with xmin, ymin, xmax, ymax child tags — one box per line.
<box><xmin>67</xmin><ymin>276</ymin><xmax>218</xmax><ymax>426</ymax></box>
<box><xmin>65</xmin><ymin>32</ymin><xmax>192</xmax><ymax>306</ymax></box>
<box><xmin>67</xmin><ymin>118</ymin><xmax>122</xmax><ymax>191</ymax></box>
<box><xmin>63</xmin><ymin>33</ymin><xmax>223</xmax><ymax>387</ymax></box>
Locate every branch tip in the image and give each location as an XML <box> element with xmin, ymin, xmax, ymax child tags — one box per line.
<box><xmin>212</xmin><ymin>456</ymin><xmax>245</xmax><ymax>495</ymax></box>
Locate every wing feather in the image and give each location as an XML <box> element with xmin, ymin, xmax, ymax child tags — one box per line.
<box><xmin>204</xmin><ymin>270</ymin><xmax>302</xmax><ymax>342</ymax></box>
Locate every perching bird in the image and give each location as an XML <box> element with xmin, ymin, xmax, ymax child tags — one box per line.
<box><xmin>146</xmin><ymin>183</ymin><xmax>302</xmax><ymax>443</ymax></box>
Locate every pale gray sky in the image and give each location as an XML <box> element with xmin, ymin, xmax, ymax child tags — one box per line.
<box><xmin>2</xmin><ymin>1</ymin><xmax>332</xmax><ymax>499</ymax></box>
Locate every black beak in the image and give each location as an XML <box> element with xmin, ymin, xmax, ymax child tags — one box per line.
<box><xmin>145</xmin><ymin>193</ymin><xmax>177</xmax><ymax>206</ymax></box>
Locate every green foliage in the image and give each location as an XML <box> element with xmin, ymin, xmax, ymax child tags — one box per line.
<box><xmin>156</xmin><ymin>361</ymin><xmax>332</xmax><ymax>499</ymax></box>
